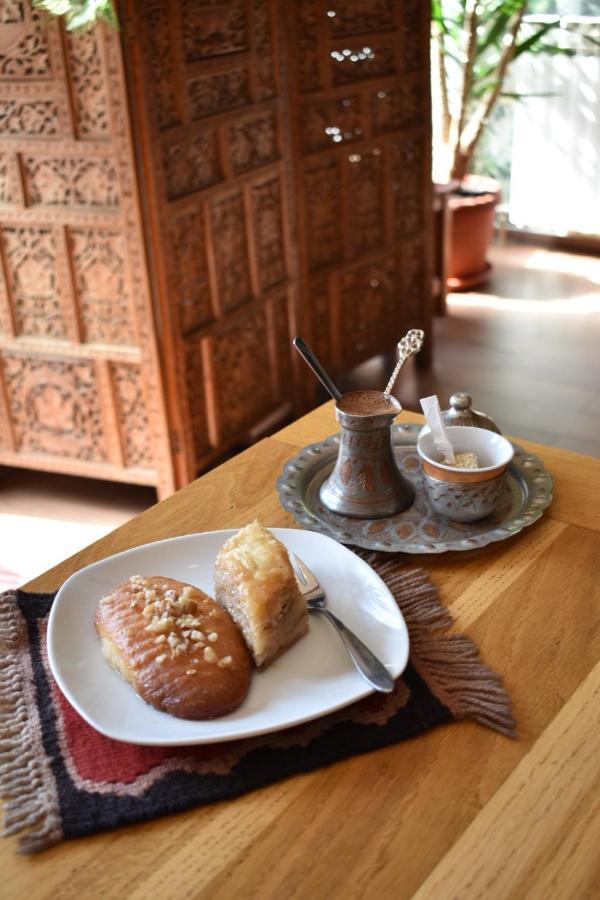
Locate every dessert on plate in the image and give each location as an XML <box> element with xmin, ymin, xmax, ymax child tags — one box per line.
<box><xmin>214</xmin><ymin>521</ymin><xmax>309</xmax><ymax>669</ymax></box>
<box><xmin>95</xmin><ymin>575</ymin><xmax>252</xmax><ymax>719</ymax></box>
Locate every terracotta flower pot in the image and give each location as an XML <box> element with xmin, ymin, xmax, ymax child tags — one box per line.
<box><xmin>447</xmin><ymin>175</ymin><xmax>501</xmax><ymax>290</ymax></box>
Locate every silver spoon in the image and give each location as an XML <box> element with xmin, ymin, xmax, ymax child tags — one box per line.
<box><xmin>384</xmin><ymin>329</ymin><xmax>425</xmax><ymax>396</ymax></box>
<box><xmin>293</xmin><ymin>336</ymin><xmax>342</xmax><ymax>402</ymax></box>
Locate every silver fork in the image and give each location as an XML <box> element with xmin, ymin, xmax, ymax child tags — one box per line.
<box><xmin>292</xmin><ymin>554</ymin><xmax>394</xmax><ymax>693</ymax></box>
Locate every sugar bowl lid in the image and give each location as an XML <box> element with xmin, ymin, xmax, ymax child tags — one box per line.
<box><xmin>442</xmin><ymin>392</ymin><xmax>501</xmax><ymax>433</ymax></box>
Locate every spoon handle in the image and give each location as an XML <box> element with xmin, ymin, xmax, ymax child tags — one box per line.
<box><xmin>314</xmin><ymin>607</ymin><xmax>395</xmax><ymax>693</ymax></box>
<box><xmin>384</xmin><ymin>329</ymin><xmax>425</xmax><ymax>395</ymax></box>
<box><xmin>420</xmin><ymin>394</ymin><xmax>456</xmax><ymax>464</ymax></box>
<box><xmin>293</xmin><ymin>336</ymin><xmax>342</xmax><ymax>402</ymax></box>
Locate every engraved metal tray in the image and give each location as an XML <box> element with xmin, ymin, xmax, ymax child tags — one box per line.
<box><xmin>277</xmin><ymin>424</ymin><xmax>553</xmax><ymax>554</ymax></box>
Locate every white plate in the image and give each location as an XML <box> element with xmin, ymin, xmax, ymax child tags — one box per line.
<box><xmin>48</xmin><ymin>528</ymin><xmax>409</xmax><ymax>746</ymax></box>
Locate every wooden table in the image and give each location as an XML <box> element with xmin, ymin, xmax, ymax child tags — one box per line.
<box><xmin>4</xmin><ymin>405</ymin><xmax>600</xmax><ymax>899</ymax></box>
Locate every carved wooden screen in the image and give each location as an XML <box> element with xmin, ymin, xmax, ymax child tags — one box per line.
<box><xmin>0</xmin><ymin>5</ymin><xmax>174</xmax><ymax>496</ymax></box>
<box><xmin>286</xmin><ymin>0</ymin><xmax>432</xmax><ymax>375</ymax></box>
<box><xmin>0</xmin><ymin>1</ymin><xmax>432</xmax><ymax>497</ymax></box>
<box><xmin>121</xmin><ymin>0</ymin><xmax>297</xmax><ymax>486</ymax></box>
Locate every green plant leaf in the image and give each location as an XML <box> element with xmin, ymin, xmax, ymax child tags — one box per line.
<box><xmin>512</xmin><ymin>20</ymin><xmax>562</xmax><ymax>59</ymax></box>
<box><xmin>32</xmin><ymin>0</ymin><xmax>119</xmax><ymax>30</ymax></box>
<box><xmin>475</xmin><ymin>0</ymin><xmax>527</xmax><ymax>57</ymax></box>
<box><xmin>528</xmin><ymin>42</ymin><xmax>577</xmax><ymax>56</ymax></box>
<box><xmin>500</xmin><ymin>91</ymin><xmax>561</xmax><ymax>99</ymax></box>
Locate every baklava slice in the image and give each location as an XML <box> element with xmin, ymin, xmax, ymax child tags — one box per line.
<box><xmin>214</xmin><ymin>522</ymin><xmax>308</xmax><ymax>669</ymax></box>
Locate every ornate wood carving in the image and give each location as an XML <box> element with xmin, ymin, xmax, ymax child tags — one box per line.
<box><xmin>0</xmin><ymin>1</ymin><xmax>431</xmax><ymax>495</ymax></box>
<box><xmin>0</xmin><ymin>7</ymin><xmax>174</xmax><ymax>494</ymax></box>
<box><xmin>0</xmin><ymin>9</ymin><xmax>50</xmax><ymax>77</ymax></box>
<box><xmin>22</xmin><ymin>156</ymin><xmax>120</xmax><ymax>207</ymax></box>
<box><xmin>287</xmin><ymin>0</ymin><xmax>432</xmax><ymax>374</ymax></box>
<box><xmin>65</xmin><ymin>30</ymin><xmax>110</xmax><ymax>140</ymax></box>
<box><xmin>0</xmin><ymin>99</ymin><xmax>60</xmax><ymax>136</ymax></box>
<box><xmin>1</xmin><ymin>225</ymin><xmax>65</xmax><ymax>338</ymax></box>
<box><xmin>188</xmin><ymin>67</ymin><xmax>250</xmax><ymax>120</ymax></box>
<box><xmin>69</xmin><ymin>228</ymin><xmax>134</xmax><ymax>344</ymax></box>
<box><xmin>209</xmin><ymin>191</ymin><xmax>252</xmax><ymax>312</ymax></box>
<box><xmin>304</xmin><ymin>161</ymin><xmax>342</xmax><ymax>269</ymax></box>
<box><xmin>111</xmin><ymin>362</ymin><xmax>153</xmax><ymax>468</ymax></box>
<box><xmin>251</xmin><ymin>177</ymin><xmax>286</xmax><ymax>292</ymax></box>
<box><xmin>181</xmin><ymin>0</ymin><xmax>247</xmax><ymax>61</ymax></box>
<box><xmin>164</xmin><ymin>131</ymin><xmax>222</xmax><ymax>199</ymax></box>
<box><xmin>3</xmin><ymin>354</ymin><xmax>106</xmax><ymax>460</ymax></box>
<box><xmin>227</xmin><ymin>111</ymin><xmax>279</xmax><ymax>175</ymax></box>
<box><xmin>208</xmin><ymin>305</ymin><xmax>273</xmax><ymax>443</ymax></box>
<box><xmin>167</xmin><ymin>208</ymin><xmax>213</xmax><ymax>334</ymax></box>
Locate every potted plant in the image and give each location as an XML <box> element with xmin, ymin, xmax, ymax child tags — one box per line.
<box><xmin>431</xmin><ymin>1</ymin><xmax>567</xmax><ymax>288</ymax></box>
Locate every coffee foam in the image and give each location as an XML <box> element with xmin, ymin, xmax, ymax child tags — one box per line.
<box><xmin>337</xmin><ymin>390</ymin><xmax>400</xmax><ymax>416</ymax></box>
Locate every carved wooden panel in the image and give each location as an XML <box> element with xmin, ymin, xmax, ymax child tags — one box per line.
<box><xmin>123</xmin><ymin>0</ymin><xmax>295</xmax><ymax>479</ymax></box>
<box><xmin>68</xmin><ymin>228</ymin><xmax>134</xmax><ymax>345</ymax></box>
<box><xmin>2</xmin><ymin>354</ymin><xmax>106</xmax><ymax>461</ymax></box>
<box><xmin>1</xmin><ymin>226</ymin><xmax>64</xmax><ymax>338</ymax></box>
<box><xmin>111</xmin><ymin>363</ymin><xmax>153</xmax><ymax>468</ymax></box>
<box><xmin>0</xmin><ymin>7</ymin><xmax>174</xmax><ymax>494</ymax></box>
<box><xmin>63</xmin><ymin>29</ymin><xmax>110</xmax><ymax>140</ymax></box>
<box><xmin>205</xmin><ymin>305</ymin><xmax>274</xmax><ymax>444</ymax></box>
<box><xmin>0</xmin><ymin>1</ymin><xmax>432</xmax><ymax>495</ymax></box>
<box><xmin>286</xmin><ymin>0</ymin><xmax>432</xmax><ymax>374</ymax></box>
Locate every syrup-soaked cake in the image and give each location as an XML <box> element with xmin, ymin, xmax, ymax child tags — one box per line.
<box><xmin>95</xmin><ymin>576</ymin><xmax>252</xmax><ymax>719</ymax></box>
<box><xmin>213</xmin><ymin>522</ymin><xmax>309</xmax><ymax>669</ymax></box>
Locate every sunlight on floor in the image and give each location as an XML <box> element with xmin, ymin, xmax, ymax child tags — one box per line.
<box><xmin>447</xmin><ymin>292</ymin><xmax>600</xmax><ymax>315</ymax></box>
<box><xmin>0</xmin><ymin>514</ymin><xmax>114</xmax><ymax>590</ymax></box>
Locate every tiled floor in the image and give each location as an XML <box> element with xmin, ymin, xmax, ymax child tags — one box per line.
<box><xmin>2</xmin><ymin>240</ymin><xmax>599</xmax><ymax>590</ymax></box>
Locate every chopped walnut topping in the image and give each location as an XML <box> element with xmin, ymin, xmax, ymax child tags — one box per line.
<box><xmin>156</xmin><ymin>654</ymin><xmax>167</xmax><ymax>664</ymax></box>
<box><xmin>174</xmin><ymin>639</ymin><xmax>189</xmax><ymax>657</ymax></box>
<box><xmin>203</xmin><ymin>646</ymin><xmax>217</xmax><ymax>663</ymax></box>
<box><xmin>217</xmin><ymin>655</ymin><xmax>233</xmax><ymax>668</ymax></box>
<box><xmin>182</xmin><ymin>629</ymin><xmax>191</xmax><ymax>638</ymax></box>
<box><xmin>208</xmin><ymin>609</ymin><xmax>219</xmax><ymax>618</ymax></box>
<box><xmin>186</xmin><ymin>669</ymin><xmax>197</xmax><ymax>675</ymax></box>
<box><xmin>177</xmin><ymin>614</ymin><xmax>201</xmax><ymax>628</ymax></box>
<box><xmin>144</xmin><ymin>589</ymin><xmax>157</xmax><ymax>602</ymax></box>
<box><xmin>99</xmin><ymin>595</ymin><xmax>112</xmax><ymax>605</ymax></box>
<box><xmin>207</xmin><ymin>632</ymin><xmax>218</xmax><ymax>643</ymax></box>
<box><xmin>145</xmin><ymin>617</ymin><xmax>174</xmax><ymax>634</ymax></box>
<box><xmin>154</xmin><ymin>634</ymin><xmax>166</xmax><ymax>644</ymax></box>
<box><xmin>129</xmin><ymin>575</ymin><xmax>143</xmax><ymax>584</ymax></box>
<box><xmin>190</xmin><ymin>630</ymin><xmax>205</xmax><ymax>642</ymax></box>
<box><xmin>129</xmin><ymin>600</ymin><xmax>138</xmax><ymax>608</ymax></box>
<box><xmin>142</xmin><ymin>603</ymin><xmax>157</xmax><ymax>617</ymax></box>
<box><xmin>167</xmin><ymin>633</ymin><xmax>179</xmax><ymax>649</ymax></box>
<box><xmin>181</xmin><ymin>586</ymin><xmax>193</xmax><ymax>602</ymax></box>
<box><xmin>165</xmin><ymin>589</ymin><xmax>176</xmax><ymax>599</ymax></box>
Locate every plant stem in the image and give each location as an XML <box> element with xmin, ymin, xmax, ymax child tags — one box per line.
<box><xmin>451</xmin><ymin>0</ymin><xmax>479</xmax><ymax>173</ymax></box>
<box><xmin>433</xmin><ymin>22</ymin><xmax>451</xmax><ymax>144</ymax></box>
<box><xmin>453</xmin><ymin>4</ymin><xmax>526</xmax><ymax>180</ymax></box>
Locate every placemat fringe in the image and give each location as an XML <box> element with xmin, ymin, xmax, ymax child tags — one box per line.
<box><xmin>0</xmin><ymin>591</ymin><xmax>63</xmax><ymax>853</ymax></box>
<box><xmin>380</xmin><ymin>570</ymin><xmax>516</xmax><ymax>738</ymax></box>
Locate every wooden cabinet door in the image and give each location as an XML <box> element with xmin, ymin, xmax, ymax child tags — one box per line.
<box><xmin>0</xmin><ymin>5</ymin><xmax>174</xmax><ymax>496</ymax></box>
<box><xmin>285</xmin><ymin>0</ymin><xmax>433</xmax><ymax>376</ymax></box>
<box><xmin>122</xmin><ymin>0</ymin><xmax>298</xmax><ymax>485</ymax></box>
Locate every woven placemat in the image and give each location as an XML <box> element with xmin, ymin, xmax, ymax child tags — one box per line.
<box><xmin>0</xmin><ymin>555</ymin><xmax>514</xmax><ymax>853</ymax></box>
